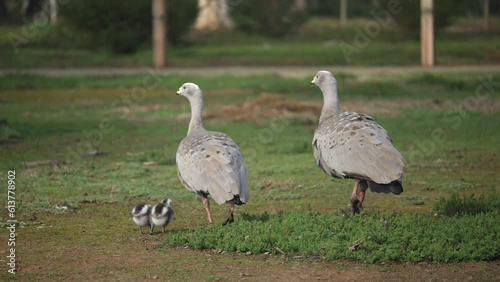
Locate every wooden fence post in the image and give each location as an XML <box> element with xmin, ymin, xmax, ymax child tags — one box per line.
<box><xmin>340</xmin><ymin>0</ymin><xmax>347</xmax><ymax>27</ymax></box>
<box><xmin>420</xmin><ymin>0</ymin><xmax>434</xmax><ymax>67</ymax></box>
<box><xmin>152</xmin><ymin>0</ymin><xmax>167</xmax><ymax>69</ymax></box>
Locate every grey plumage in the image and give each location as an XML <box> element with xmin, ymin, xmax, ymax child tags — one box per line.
<box><xmin>150</xmin><ymin>198</ymin><xmax>175</xmax><ymax>234</ymax></box>
<box><xmin>131</xmin><ymin>203</ymin><xmax>152</xmax><ymax>234</ymax></box>
<box><xmin>175</xmin><ymin>82</ymin><xmax>249</xmax><ymax>224</ymax></box>
<box><xmin>311</xmin><ymin>70</ymin><xmax>404</xmax><ymax>214</ymax></box>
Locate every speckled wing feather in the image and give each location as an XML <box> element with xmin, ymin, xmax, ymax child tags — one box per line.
<box><xmin>313</xmin><ymin>112</ymin><xmax>403</xmax><ymax>184</ymax></box>
<box><xmin>176</xmin><ymin>131</ymin><xmax>248</xmax><ymax>205</ymax></box>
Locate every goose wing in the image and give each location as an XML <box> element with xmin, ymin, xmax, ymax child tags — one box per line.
<box><xmin>313</xmin><ymin>112</ymin><xmax>403</xmax><ymax>184</ymax></box>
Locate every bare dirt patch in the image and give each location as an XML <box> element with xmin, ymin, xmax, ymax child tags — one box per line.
<box><xmin>206</xmin><ymin>94</ymin><xmax>322</xmax><ymax>121</ymax></box>
<box><xmin>177</xmin><ymin>94</ymin><xmax>500</xmax><ymax>123</ymax></box>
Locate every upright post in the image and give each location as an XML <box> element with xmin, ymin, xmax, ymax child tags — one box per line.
<box><xmin>152</xmin><ymin>0</ymin><xmax>167</xmax><ymax>69</ymax></box>
<box><xmin>420</xmin><ymin>0</ymin><xmax>434</xmax><ymax>67</ymax></box>
<box><xmin>340</xmin><ymin>0</ymin><xmax>347</xmax><ymax>27</ymax></box>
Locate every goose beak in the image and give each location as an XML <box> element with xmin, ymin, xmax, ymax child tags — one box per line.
<box><xmin>311</xmin><ymin>78</ymin><xmax>316</xmax><ymax>85</ymax></box>
<box><xmin>176</xmin><ymin>87</ymin><xmax>182</xmax><ymax>95</ymax></box>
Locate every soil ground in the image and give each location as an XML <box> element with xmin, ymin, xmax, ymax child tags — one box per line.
<box><xmin>9</xmin><ymin>202</ymin><xmax>500</xmax><ymax>282</ymax></box>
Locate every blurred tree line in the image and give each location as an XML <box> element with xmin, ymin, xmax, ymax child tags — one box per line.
<box><xmin>308</xmin><ymin>0</ymin><xmax>499</xmax><ymax>17</ymax></box>
<box><xmin>1</xmin><ymin>0</ymin><xmax>498</xmax><ymax>54</ymax></box>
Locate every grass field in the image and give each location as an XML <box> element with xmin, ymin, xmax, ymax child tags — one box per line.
<box><xmin>0</xmin><ymin>70</ymin><xmax>499</xmax><ymax>280</ymax></box>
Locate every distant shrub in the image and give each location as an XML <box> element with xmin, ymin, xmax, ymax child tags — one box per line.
<box><xmin>59</xmin><ymin>0</ymin><xmax>197</xmax><ymax>54</ymax></box>
<box><xmin>231</xmin><ymin>0</ymin><xmax>309</xmax><ymax>37</ymax></box>
<box><xmin>380</xmin><ymin>0</ymin><xmax>459</xmax><ymax>38</ymax></box>
<box><xmin>433</xmin><ymin>193</ymin><xmax>499</xmax><ymax>216</ymax></box>
<box><xmin>0</xmin><ymin>119</ymin><xmax>21</xmax><ymax>143</ymax></box>
<box><xmin>308</xmin><ymin>0</ymin><xmax>377</xmax><ymax>18</ymax></box>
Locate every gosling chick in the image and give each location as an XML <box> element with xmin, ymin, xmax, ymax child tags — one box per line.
<box><xmin>131</xmin><ymin>203</ymin><xmax>152</xmax><ymax>235</ymax></box>
<box><xmin>150</xmin><ymin>198</ymin><xmax>175</xmax><ymax>234</ymax></box>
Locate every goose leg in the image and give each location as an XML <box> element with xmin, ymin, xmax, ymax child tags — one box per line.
<box><xmin>356</xmin><ymin>180</ymin><xmax>369</xmax><ymax>213</ymax></box>
<box><xmin>223</xmin><ymin>203</ymin><xmax>235</xmax><ymax>225</ymax></box>
<box><xmin>350</xmin><ymin>179</ymin><xmax>361</xmax><ymax>214</ymax></box>
<box><xmin>202</xmin><ymin>197</ymin><xmax>214</xmax><ymax>224</ymax></box>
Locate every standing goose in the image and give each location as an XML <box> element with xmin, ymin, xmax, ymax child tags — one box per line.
<box><xmin>176</xmin><ymin>83</ymin><xmax>249</xmax><ymax>224</ymax></box>
<box><xmin>311</xmin><ymin>71</ymin><xmax>404</xmax><ymax>214</ymax></box>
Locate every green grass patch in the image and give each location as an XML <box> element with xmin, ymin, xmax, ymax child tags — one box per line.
<box><xmin>1</xmin><ymin>72</ymin><xmax>499</xmax><ymax>101</ymax></box>
<box><xmin>165</xmin><ymin>210</ymin><xmax>500</xmax><ymax>262</ymax></box>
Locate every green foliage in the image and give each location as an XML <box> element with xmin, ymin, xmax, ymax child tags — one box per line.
<box><xmin>231</xmin><ymin>0</ymin><xmax>309</xmax><ymax>37</ymax></box>
<box><xmin>1</xmin><ymin>24</ymin><xmax>499</xmax><ymax>67</ymax></box>
<box><xmin>165</xmin><ymin>211</ymin><xmax>500</xmax><ymax>262</ymax></box>
<box><xmin>433</xmin><ymin>193</ymin><xmax>500</xmax><ymax>216</ymax></box>
<box><xmin>59</xmin><ymin>0</ymin><xmax>197</xmax><ymax>53</ymax></box>
<box><xmin>380</xmin><ymin>0</ymin><xmax>459</xmax><ymax>38</ymax></box>
<box><xmin>309</xmin><ymin>0</ymin><xmax>387</xmax><ymax>17</ymax></box>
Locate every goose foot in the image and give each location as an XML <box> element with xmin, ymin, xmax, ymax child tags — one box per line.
<box><xmin>223</xmin><ymin>211</ymin><xmax>234</xmax><ymax>225</ymax></box>
<box><xmin>351</xmin><ymin>179</ymin><xmax>367</xmax><ymax>214</ymax></box>
<box><xmin>351</xmin><ymin>198</ymin><xmax>363</xmax><ymax>214</ymax></box>
<box><xmin>223</xmin><ymin>203</ymin><xmax>235</xmax><ymax>225</ymax></box>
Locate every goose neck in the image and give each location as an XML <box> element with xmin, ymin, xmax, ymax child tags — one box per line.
<box><xmin>320</xmin><ymin>82</ymin><xmax>340</xmax><ymax>119</ymax></box>
<box><xmin>187</xmin><ymin>97</ymin><xmax>204</xmax><ymax>135</ymax></box>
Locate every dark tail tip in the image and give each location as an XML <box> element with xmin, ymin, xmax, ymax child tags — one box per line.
<box><xmin>229</xmin><ymin>195</ymin><xmax>245</xmax><ymax>205</ymax></box>
<box><xmin>390</xmin><ymin>181</ymin><xmax>403</xmax><ymax>195</ymax></box>
<box><xmin>368</xmin><ymin>180</ymin><xmax>403</xmax><ymax>195</ymax></box>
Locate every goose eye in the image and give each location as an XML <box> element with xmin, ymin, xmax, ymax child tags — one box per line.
<box><xmin>183</xmin><ymin>86</ymin><xmax>186</xmax><ymax>89</ymax></box>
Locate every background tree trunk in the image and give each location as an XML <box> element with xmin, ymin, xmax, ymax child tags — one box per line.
<box><xmin>21</xmin><ymin>0</ymin><xmax>44</xmax><ymax>20</ymax></box>
<box><xmin>0</xmin><ymin>0</ymin><xmax>11</xmax><ymax>23</ymax></box>
<box><xmin>483</xmin><ymin>0</ymin><xmax>489</xmax><ymax>31</ymax></box>
<box><xmin>294</xmin><ymin>0</ymin><xmax>307</xmax><ymax>11</ymax></box>
<box><xmin>194</xmin><ymin>0</ymin><xmax>232</xmax><ymax>31</ymax></box>
<box><xmin>49</xmin><ymin>0</ymin><xmax>57</xmax><ymax>24</ymax></box>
